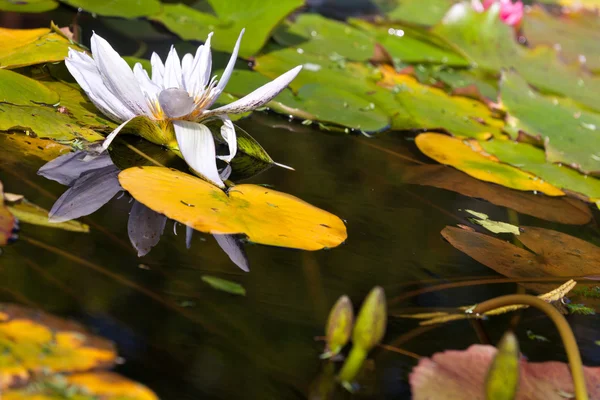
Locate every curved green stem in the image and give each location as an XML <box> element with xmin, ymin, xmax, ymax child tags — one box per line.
<box><xmin>338</xmin><ymin>346</ymin><xmax>368</xmax><ymax>388</ymax></box>
<box><xmin>473</xmin><ymin>294</ymin><xmax>588</xmax><ymax>400</ymax></box>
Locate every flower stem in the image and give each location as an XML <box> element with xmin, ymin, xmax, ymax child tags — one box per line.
<box><xmin>473</xmin><ymin>294</ymin><xmax>588</xmax><ymax>400</ymax></box>
<box><xmin>338</xmin><ymin>346</ymin><xmax>368</xmax><ymax>388</ymax></box>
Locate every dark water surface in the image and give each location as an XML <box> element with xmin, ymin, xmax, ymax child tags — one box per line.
<box><xmin>2</xmin><ymin>6</ymin><xmax>600</xmax><ymax>400</ymax></box>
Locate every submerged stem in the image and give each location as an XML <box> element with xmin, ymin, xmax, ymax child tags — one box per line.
<box><xmin>473</xmin><ymin>294</ymin><xmax>588</xmax><ymax>400</ymax></box>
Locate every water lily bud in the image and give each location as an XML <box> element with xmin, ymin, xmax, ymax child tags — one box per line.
<box><xmin>322</xmin><ymin>295</ymin><xmax>354</xmax><ymax>359</ymax></box>
<box><xmin>353</xmin><ymin>286</ymin><xmax>387</xmax><ymax>351</ymax></box>
<box><xmin>485</xmin><ymin>331</ymin><xmax>520</xmax><ymax>400</ymax></box>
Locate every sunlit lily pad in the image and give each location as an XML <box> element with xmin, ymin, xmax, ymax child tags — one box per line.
<box><xmin>373</xmin><ymin>0</ymin><xmax>456</xmax><ymax>25</ymax></box>
<box><xmin>0</xmin><ymin>69</ymin><xmax>59</xmax><ymax>105</ymax></box>
<box><xmin>415</xmin><ymin>133</ymin><xmax>564</xmax><ymax>196</ymax></box>
<box><xmin>118</xmin><ymin>166</ymin><xmax>347</xmax><ymax>250</ymax></box>
<box><xmin>433</xmin><ymin>3</ymin><xmax>600</xmax><ymax>113</ymax></box>
<box><xmin>151</xmin><ymin>0</ymin><xmax>303</xmax><ymax>58</ymax></box>
<box><xmin>499</xmin><ymin>70</ymin><xmax>600</xmax><ymax>175</ymax></box>
<box><xmin>0</xmin><ymin>0</ymin><xmax>58</xmax><ymax>12</ymax></box>
<box><xmin>401</xmin><ymin>165</ymin><xmax>592</xmax><ymax>225</ymax></box>
<box><xmin>0</xmin><ymin>27</ymin><xmax>82</xmax><ymax>69</ymax></box>
<box><xmin>0</xmin><ymin>303</ymin><xmax>117</xmax><ymax>389</ymax></box>
<box><xmin>0</xmin><ymin>132</ymin><xmax>70</xmax><ymax>168</ymax></box>
<box><xmin>410</xmin><ymin>344</ymin><xmax>600</xmax><ymax>399</ymax></box>
<box><xmin>58</xmin><ymin>0</ymin><xmax>161</xmax><ymax>18</ymax></box>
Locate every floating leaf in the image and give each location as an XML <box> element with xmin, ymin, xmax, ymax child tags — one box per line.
<box><xmin>201</xmin><ymin>275</ymin><xmax>246</xmax><ymax>296</ymax></box>
<box><xmin>373</xmin><ymin>0</ymin><xmax>456</xmax><ymax>25</ymax></box>
<box><xmin>480</xmin><ymin>139</ymin><xmax>600</xmax><ymax>203</ymax></box>
<box><xmin>0</xmin><ymin>132</ymin><xmax>70</xmax><ymax>168</ymax></box>
<box><xmin>151</xmin><ymin>0</ymin><xmax>303</xmax><ymax>58</ymax></box>
<box><xmin>322</xmin><ymin>295</ymin><xmax>354</xmax><ymax>359</ymax></box>
<box><xmin>0</xmin><ymin>303</ymin><xmax>117</xmax><ymax>389</ymax></box>
<box><xmin>6</xmin><ymin>198</ymin><xmax>89</xmax><ymax>233</ymax></box>
<box><xmin>415</xmin><ymin>133</ymin><xmax>564</xmax><ymax>196</ymax></box>
<box><xmin>273</xmin><ymin>14</ymin><xmax>375</xmax><ymax>61</ymax></box>
<box><xmin>401</xmin><ymin>165</ymin><xmax>592</xmax><ymax>225</ymax></box>
<box><xmin>0</xmin><ymin>69</ymin><xmax>59</xmax><ymax>106</ymax></box>
<box><xmin>409</xmin><ymin>344</ymin><xmax>600</xmax><ymax>399</ymax></box>
<box><xmin>118</xmin><ymin>167</ymin><xmax>347</xmax><ymax>250</ymax></box>
<box><xmin>0</xmin><ymin>27</ymin><xmax>82</xmax><ymax>69</ymax></box>
<box><xmin>3</xmin><ymin>372</ymin><xmax>158</xmax><ymax>400</ymax></box>
<box><xmin>523</xmin><ymin>6</ymin><xmax>600</xmax><ymax>72</ymax></box>
<box><xmin>464</xmin><ymin>209</ymin><xmax>520</xmax><ymax>235</ymax></box>
<box><xmin>485</xmin><ymin>332</ymin><xmax>520</xmax><ymax>400</ymax></box>
<box><xmin>499</xmin><ymin>70</ymin><xmax>600</xmax><ymax>175</ymax></box>
<box><xmin>433</xmin><ymin>3</ymin><xmax>600</xmax><ymax>113</ymax></box>
<box><xmin>0</xmin><ymin>0</ymin><xmax>58</xmax><ymax>12</ymax></box>
<box><xmin>58</xmin><ymin>0</ymin><xmax>161</xmax><ymax>18</ymax></box>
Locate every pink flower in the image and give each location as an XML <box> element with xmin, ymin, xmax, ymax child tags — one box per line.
<box><xmin>472</xmin><ymin>0</ymin><xmax>524</xmax><ymax>27</ymax></box>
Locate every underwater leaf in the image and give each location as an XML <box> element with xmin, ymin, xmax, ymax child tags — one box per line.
<box><xmin>523</xmin><ymin>6</ymin><xmax>600</xmax><ymax>72</ymax></box>
<box><xmin>322</xmin><ymin>295</ymin><xmax>354</xmax><ymax>359</ymax></box>
<box><xmin>401</xmin><ymin>165</ymin><xmax>592</xmax><ymax>225</ymax></box>
<box><xmin>0</xmin><ymin>27</ymin><xmax>82</xmax><ymax>69</ymax></box>
<box><xmin>499</xmin><ymin>70</ymin><xmax>600</xmax><ymax>175</ymax></box>
<box><xmin>464</xmin><ymin>209</ymin><xmax>520</xmax><ymax>235</ymax></box>
<box><xmin>58</xmin><ymin>0</ymin><xmax>161</xmax><ymax>18</ymax></box>
<box><xmin>0</xmin><ymin>303</ymin><xmax>117</xmax><ymax>389</ymax></box>
<box><xmin>485</xmin><ymin>332</ymin><xmax>520</xmax><ymax>400</ymax></box>
<box><xmin>0</xmin><ymin>103</ymin><xmax>104</xmax><ymax>142</ymax></box>
<box><xmin>480</xmin><ymin>139</ymin><xmax>600</xmax><ymax>203</ymax></box>
<box><xmin>0</xmin><ymin>0</ymin><xmax>58</xmax><ymax>12</ymax></box>
<box><xmin>415</xmin><ymin>133</ymin><xmax>564</xmax><ymax>196</ymax></box>
<box><xmin>151</xmin><ymin>0</ymin><xmax>303</xmax><ymax>58</ymax></box>
<box><xmin>201</xmin><ymin>275</ymin><xmax>246</xmax><ymax>296</ymax></box>
<box><xmin>7</xmin><ymin>198</ymin><xmax>89</xmax><ymax>232</ymax></box>
<box><xmin>409</xmin><ymin>344</ymin><xmax>600</xmax><ymax>399</ymax></box>
<box><xmin>273</xmin><ymin>14</ymin><xmax>376</xmax><ymax>61</ymax></box>
<box><xmin>119</xmin><ymin>167</ymin><xmax>347</xmax><ymax>251</ymax></box>
<box><xmin>0</xmin><ymin>69</ymin><xmax>59</xmax><ymax>106</ymax></box>
<box><xmin>433</xmin><ymin>3</ymin><xmax>600</xmax><ymax>113</ymax></box>
<box><xmin>3</xmin><ymin>372</ymin><xmax>158</xmax><ymax>400</ymax></box>
<box><xmin>0</xmin><ymin>182</ymin><xmax>17</xmax><ymax>246</ymax></box>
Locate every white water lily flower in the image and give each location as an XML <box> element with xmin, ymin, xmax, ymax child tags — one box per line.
<box><xmin>65</xmin><ymin>30</ymin><xmax>302</xmax><ymax>188</ymax></box>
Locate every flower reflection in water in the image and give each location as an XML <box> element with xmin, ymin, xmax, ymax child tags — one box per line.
<box><xmin>38</xmin><ymin>151</ymin><xmax>249</xmax><ymax>271</ymax></box>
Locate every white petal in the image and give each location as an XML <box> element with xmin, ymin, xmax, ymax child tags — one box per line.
<box><xmin>190</xmin><ymin>33</ymin><xmax>213</xmax><ymax>95</ymax></box>
<box><xmin>101</xmin><ymin>117</ymin><xmax>135</xmax><ymax>151</ymax></box>
<box><xmin>206</xmin><ymin>65</ymin><xmax>302</xmax><ymax>116</ymax></box>
<box><xmin>163</xmin><ymin>46</ymin><xmax>183</xmax><ymax>89</ymax></box>
<box><xmin>150</xmin><ymin>52</ymin><xmax>165</xmax><ymax>86</ymax></box>
<box><xmin>216</xmin><ymin>29</ymin><xmax>244</xmax><ymax>93</ymax></box>
<box><xmin>65</xmin><ymin>52</ymin><xmax>134</xmax><ymax>121</ymax></box>
<box><xmin>128</xmin><ymin>200</ymin><xmax>167</xmax><ymax>257</ymax></box>
<box><xmin>90</xmin><ymin>33</ymin><xmax>152</xmax><ymax>117</ymax></box>
<box><xmin>181</xmin><ymin>53</ymin><xmax>194</xmax><ymax>90</ymax></box>
<box><xmin>158</xmin><ymin>88</ymin><xmax>195</xmax><ymax>118</ymax></box>
<box><xmin>213</xmin><ymin>234</ymin><xmax>249</xmax><ymax>272</ymax></box>
<box><xmin>173</xmin><ymin>121</ymin><xmax>225</xmax><ymax>188</ymax></box>
<box><xmin>216</xmin><ymin>116</ymin><xmax>236</xmax><ymax>163</ymax></box>
<box><xmin>133</xmin><ymin>63</ymin><xmax>161</xmax><ymax>100</ymax></box>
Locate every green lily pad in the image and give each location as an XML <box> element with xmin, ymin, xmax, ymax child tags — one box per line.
<box><xmin>0</xmin><ymin>69</ymin><xmax>59</xmax><ymax>106</ymax></box>
<box><xmin>273</xmin><ymin>14</ymin><xmax>376</xmax><ymax>61</ymax></box>
<box><xmin>480</xmin><ymin>139</ymin><xmax>600</xmax><ymax>201</ymax></box>
<box><xmin>500</xmin><ymin>70</ymin><xmax>600</xmax><ymax>175</ymax></box>
<box><xmin>0</xmin><ymin>103</ymin><xmax>103</xmax><ymax>142</ymax></box>
<box><xmin>523</xmin><ymin>6</ymin><xmax>600</xmax><ymax>72</ymax></box>
<box><xmin>430</xmin><ymin>67</ymin><xmax>498</xmax><ymax>103</ymax></box>
<box><xmin>0</xmin><ymin>27</ymin><xmax>82</xmax><ymax>69</ymax></box>
<box><xmin>433</xmin><ymin>3</ymin><xmax>600</xmax><ymax>113</ymax></box>
<box><xmin>151</xmin><ymin>0</ymin><xmax>303</xmax><ymax>58</ymax></box>
<box><xmin>0</xmin><ymin>0</ymin><xmax>58</xmax><ymax>12</ymax></box>
<box><xmin>349</xmin><ymin>19</ymin><xmax>469</xmax><ymax>66</ymax></box>
<box><xmin>373</xmin><ymin>0</ymin><xmax>456</xmax><ymax>25</ymax></box>
<box><xmin>58</xmin><ymin>0</ymin><xmax>161</xmax><ymax>18</ymax></box>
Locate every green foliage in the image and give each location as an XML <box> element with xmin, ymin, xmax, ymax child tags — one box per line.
<box><xmin>566</xmin><ymin>303</ymin><xmax>596</xmax><ymax>315</ymax></box>
<box><xmin>486</xmin><ymin>332</ymin><xmax>520</xmax><ymax>400</ymax></box>
<box><xmin>58</xmin><ymin>0</ymin><xmax>161</xmax><ymax>18</ymax></box>
<box><xmin>0</xmin><ymin>0</ymin><xmax>58</xmax><ymax>13</ymax></box>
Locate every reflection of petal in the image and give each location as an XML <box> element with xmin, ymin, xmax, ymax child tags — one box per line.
<box><xmin>38</xmin><ymin>151</ymin><xmax>113</xmax><ymax>186</ymax></box>
<box><xmin>128</xmin><ymin>201</ymin><xmax>167</xmax><ymax>257</ymax></box>
<box><xmin>186</xmin><ymin>225</ymin><xmax>193</xmax><ymax>249</ymax></box>
<box><xmin>173</xmin><ymin>120</ymin><xmax>224</xmax><ymax>188</ymax></box>
<box><xmin>216</xmin><ymin>116</ymin><xmax>236</xmax><ymax>163</ymax></box>
<box><xmin>49</xmin><ymin>165</ymin><xmax>122</xmax><ymax>223</ymax></box>
<box><xmin>214</xmin><ymin>234</ymin><xmax>249</xmax><ymax>272</ymax></box>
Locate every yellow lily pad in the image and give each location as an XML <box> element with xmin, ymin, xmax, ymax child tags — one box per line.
<box><xmin>6</xmin><ymin>198</ymin><xmax>89</xmax><ymax>233</ymax></box>
<box><xmin>118</xmin><ymin>166</ymin><xmax>347</xmax><ymax>250</ymax></box>
<box><xmin>415</xmin><ymin>133</ymin><xmax>564</xmax><ymax>196</ymax></box>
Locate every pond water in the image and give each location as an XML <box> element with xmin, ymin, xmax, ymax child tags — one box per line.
<box><xmin>2</xmin><ymin>4</ymin><xmax>600</xmax><ymax>400</ymax></box>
